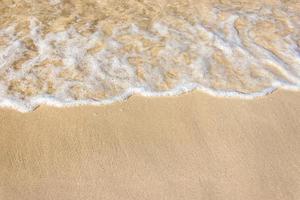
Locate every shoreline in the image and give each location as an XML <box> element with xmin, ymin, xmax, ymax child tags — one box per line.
<box><xmin>0</xmin><ymin>90</ymin><xmax>299</xmax><ymax>199</ymax></box>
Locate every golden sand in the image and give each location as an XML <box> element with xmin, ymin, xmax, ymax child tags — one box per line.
<box><xmin>0</xmin><ymin>1</ymin><xmax>300</xmax><ymax>199</ymax></box>
<box><xmin>0</xmin><ymin>90</ymin><xmax>299</xmax><ymax>200</ymax></box>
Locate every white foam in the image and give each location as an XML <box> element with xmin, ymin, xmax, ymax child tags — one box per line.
<box><xmin>48</xmin><ymin>0</ymin><xmax>61</xmax><ymax>6</ymax></box>
<box><xmin>0</xmin><ymin>6</ymin><xmax>300</xmax><ymax>112</ymax></box>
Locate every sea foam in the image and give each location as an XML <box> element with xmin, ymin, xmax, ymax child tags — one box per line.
<box><xmin>0</xmin><ymin>0</ymin><xmax>299</xmax><ymax>112</ymax></box>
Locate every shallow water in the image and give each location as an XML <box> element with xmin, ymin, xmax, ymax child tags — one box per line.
<box><xmin>0</xmin><ymin>0</ymin><xmax>300</xmax><ymax>111</ymax></box>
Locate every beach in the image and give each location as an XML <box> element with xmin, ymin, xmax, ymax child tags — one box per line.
<box><xmin>1</xmin><ymin>0</ymin><xmax>300</xmax><ymax>199</ymax></box>
<box><xmin>1</xmin><ymin>0</ymin><xmax>300</xmax><ymax>111</ymax></box>
<box><xmin>1</xmin><ymin>90</ymin><xmax>299</xmax><ymax>200</ymax></box>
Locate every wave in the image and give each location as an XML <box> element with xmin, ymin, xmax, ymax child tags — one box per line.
<box><xmin>0</xmin><ymin>0</ymin><xmax>299</xmax><ymax>112</ymax></box>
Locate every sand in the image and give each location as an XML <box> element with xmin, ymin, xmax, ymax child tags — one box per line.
<box><xmin>1</xmin><ymin>0</ymin><xmax>300</xmax><ymax>111</ymax></box>
<box><xmin>0</xmin><ymin>90</ymin><xmax>299</xmax><ymax>200</ymax></box>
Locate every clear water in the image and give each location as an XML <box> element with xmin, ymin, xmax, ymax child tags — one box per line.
<box><xmin>0</xmin><ymin>0</ymin><xmax>299</xmax><ymax>111</ymax></box>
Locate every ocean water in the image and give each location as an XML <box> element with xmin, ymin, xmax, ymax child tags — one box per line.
<box><xmin>0</xmin><ymin>0</ymin><xmax>299</xmax><ymax>112</ymax></box>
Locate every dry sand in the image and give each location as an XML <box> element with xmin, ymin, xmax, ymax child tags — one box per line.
<box><xmin>0</xmin><ymin>90</ymin><xmax>299</xmax><ymax>200</ymax></box>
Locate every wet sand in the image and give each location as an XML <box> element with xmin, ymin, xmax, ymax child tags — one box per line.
<box><xmin>1</xmin><ymin>0</ymin><xmax>300</xmax><ymax>111</ymax></box>
<box><xmin>0</xmin><ymin>90</ymin><xmax>299</xmax><ymax>200</ymax></box>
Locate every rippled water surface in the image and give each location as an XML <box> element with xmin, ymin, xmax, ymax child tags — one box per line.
<box><xmin>0</xmin><ymin>0</ymin><xmax>300</xmax><ymax>111</ymax></box>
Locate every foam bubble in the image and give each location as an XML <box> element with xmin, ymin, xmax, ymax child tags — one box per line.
<box><xmin>0</xmin><ymin>1</ymin><xmax>299</xmax><ymax>112</ymax></box>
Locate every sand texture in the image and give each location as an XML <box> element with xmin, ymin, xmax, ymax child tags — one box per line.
<box><xmin>0</xmin><ymin>90</ymin><xmax>299</xmax><ymax>200</ymax></box>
